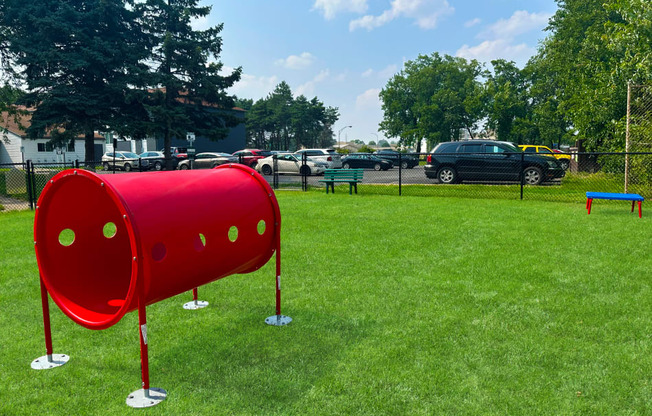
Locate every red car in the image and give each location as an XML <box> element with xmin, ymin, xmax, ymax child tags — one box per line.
<box><xmin>232</xmin><ymin>149</ymin><xmax>272</xmax><ymax>168</ymax></box>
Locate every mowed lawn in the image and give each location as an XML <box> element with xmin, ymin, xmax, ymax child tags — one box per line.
<box><xmin>0</xmin><ymin>192</ymin><xmax>650</xmax><ymax>415</ymax></box>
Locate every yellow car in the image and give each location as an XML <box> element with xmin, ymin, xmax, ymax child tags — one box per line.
<box><xmin>518</xmin><ymin>145</ymin><xmax>571</xmax><ymax>170</ymax></box>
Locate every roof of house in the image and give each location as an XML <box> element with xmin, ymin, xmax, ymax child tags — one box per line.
<box><xmin>1</xmin><ymin>109</ymin><xmax>104</xmax><ymax>140</ymax></box>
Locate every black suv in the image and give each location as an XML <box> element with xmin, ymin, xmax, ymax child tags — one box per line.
<box><xmin>374</xmin><ymin>149</ymin><xmax>419</xmax><ymax>169</ymax></box>
<box><xmin>424</xmin><ymin>140</ymin><xmax>565</xmax><ymax>185</ymax></box>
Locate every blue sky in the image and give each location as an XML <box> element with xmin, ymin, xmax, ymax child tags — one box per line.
<box><xmin>203</xmin><ymin>0</ymin><xmax>558</xmax><ymax>144</ymax></box>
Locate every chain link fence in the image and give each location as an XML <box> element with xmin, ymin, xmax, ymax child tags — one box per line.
<box><xmin>1</xmin><ymin>150</ymin><xmax>650</xmax><ymax>212</ymax></box>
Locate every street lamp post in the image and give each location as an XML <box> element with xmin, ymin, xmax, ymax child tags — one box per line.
<box><xmin>338</xmin><ymin>125</ymin><xmax>352</xmax><ymax>146</ymax></box>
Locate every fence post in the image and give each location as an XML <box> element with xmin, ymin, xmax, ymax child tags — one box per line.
<box><xmin>520</xmin><ymin>152</ymin><xmax>524</xmax><ymax>200</ymax></box>
<box><xmin>301</xmin><ymin>152</ymin><xmax>307</xmax><ymax>192</ymax></box>
<box><xmin>75</xmin><ymin>159</ymin><xmax>80</xmax><ymax>169</ymax></box>
<box><xmin>625</xmin><ymin>82</ymin><xmax>631</xmax><ymax>193</ymax></box>
<box><xmin>272</xmin><ymin>154</ymin><xmax>279</xmax><ymax>190</ymax></box>
<box><xmin>26</xmin><ymin>160</ymin><xmax>34</xmax><ymax>210</ymax></box>
<box><xmin>398</xmin><ymin>153</ymin><xmax>402</xmax><ymax>196</ymax></box>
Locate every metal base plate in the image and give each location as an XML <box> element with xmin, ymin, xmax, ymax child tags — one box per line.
<box><xmin>31</xmin><ymin>354</ymin><xmax>69</xmax><ymax>370</ymax></box>
<box><xmin>183</xmin><ymin>300</ymin><xmax>209</xmax><ymax>310</ymax></box>
<box><xmin>265</xmin><ymin>315</ymin><xmax>292</xmax><ymax>326</ymax></box>
<box><xmin>126</xmin><ymin>387</ymin><xmax>167</xmax><ymax>408</ymax></box>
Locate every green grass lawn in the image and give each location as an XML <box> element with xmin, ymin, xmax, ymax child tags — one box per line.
<box><xmin>1</xmin><ymin>193</ymin><xmax>650</xmax><ymax>415</ymax></box>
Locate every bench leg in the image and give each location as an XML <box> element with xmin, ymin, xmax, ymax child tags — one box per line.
<box><xmin>349</xmin><ymin>183</ymin><xmax>352</xmax><ymax>195</ymax></box>
<box><xmin>587</xmin><ymin>198</ymin><xmax>592</xmax><ymax>215</ymax></box>
<box><xmin>354</xmin><ymin>183</ymin><xmax>358</xmax><ymax>194</ymax></box>
<box><xmin>639</xmin><ymin>201</ymin><xmax>642</xmax><ymax>218</ymax></box>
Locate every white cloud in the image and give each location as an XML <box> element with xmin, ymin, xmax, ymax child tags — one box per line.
<box><xmin>228</xmin><ymin>71</ymin><xmax>280</xmax><ymax>100</ymax></box>
<box><xmin>275</xmin><ymin>52</ymin><xmax>316</xmax><ymax>70</ymax></box>
<box><xmin>350</xmin><ymin>0</ymin><xmax>454</xmax><ymax>31</ymax></box>
<box><xmin>481</xmin><ymin>10</ymin><xmax>551</xmax><ymax>40</ymax></box>
<box><xmin>313</xmin><ymin>0</ymin><xmax>368</xmax><ymax>20</ymax></box>
<box><xmin>456</xmin><ymin>40</ymin><xmax>534</xmax><ymax>64</ymax></box>
<box><xmin>356</xmin><ymin>88</ymin><xmax>381</xmax><ymax>110</ymax></box>
<box><xmin>191</xmin><ymin>16</ymin><xmax>210</xmax><ymax>31</ymax></box>
<box><xmin>361</xmin><ymin>64</ymin><xmax>398</xmax><ymax>80</ymax></box>
<box><xmin>456</xmin><ymin>10</ymin><xmax>552</xmax><ymax>66</ymax></box>
<box><xmin>464</xmin><ymin>18</ymin><xmax>481</xmax><ymax>28</ymax></box>
<box><xmin>296</xmin><ymin>69</ymin><xmax>331</xmax><ymax>96</ymax></box>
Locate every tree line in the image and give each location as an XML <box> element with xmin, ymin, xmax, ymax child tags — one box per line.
<box><xmin>380</xmin><ymin>0</ymin><xmax>651</xmax><ymax>152</ymax></box>
<box><xmin>235</xmin><ymin>81</ymin><xmax>339</xmax><ymax>151</ymax></box>
<box><xmin>0</xmin><ymin>0</ymin><xmax>241</xmax><ymax>167</ymax></box>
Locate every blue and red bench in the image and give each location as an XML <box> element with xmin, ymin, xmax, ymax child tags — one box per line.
<box><xmin>586</xmin><ymin>192</ymin><xmax>644</xmax><ymax>218</ymax></box>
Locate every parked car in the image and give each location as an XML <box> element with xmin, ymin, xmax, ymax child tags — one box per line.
<box><xmin>102</xmin><ymin>151</ymin><xmax>140</xmax><ymax>171</ymax></box>
<box><xmin>341</xmin><ymin>153</ymin><xmax>393</xmax><ymax>171</ymax></box>
<box><xmin>139</xmin><ymin>151</ymin><xmax>166</xmax><ymax>171</ymax></box>
<box><xmin>178</xmin><ymin>152</ymin><xmax>238</xmax><ymax>170</ymax></box>
<box><xmin>256</xmin><ymin>153</ymin><xmax>327</xmax><ymax>176</ymax></box>
<box><xmin>518</xmin><ymin>145</ymin><xmax>571</xmax><ymax>170</ymax></box>
<box><xmin>374</xmin><ymin>149</ymin><xmax>419</xmax><ymax>169</ymax></box>
<box><xmin>232</xmin><ymin>149</ymin><xmax>272</xmax><ymax>168</ymax></box>
<box><xmin>293</xmin><ymin>148</ymin><xmax>342</xmax><ymax>169</ymax></box>
<box><xmin>424</xmin><ymin>140</ymin><xmax>565</xmax><ymax>185</ymax></box>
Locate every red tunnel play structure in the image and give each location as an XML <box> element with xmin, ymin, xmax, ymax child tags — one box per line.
<box><xmin>32</xmin><ymin>164</ymin><xmax>289</xmax><ymax>407</ymax></box>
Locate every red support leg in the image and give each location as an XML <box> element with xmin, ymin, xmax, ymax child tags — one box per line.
<box><xmin>31</xmin><ymin>276</ymin><xmax>69</xmax><ymax>369</ymax></box>
<box><xmin>638</xmin><ymin>201</ymin><xmax>642</xmax><ymax>218</ymax></box>
<box><xmin>137</xmin><ymin>301</ymin><xmax>150</xmax><ymax>391</ymax></box>
<box><xmin>193</xmin><ymin>287</ymin><xmax>198</xmax><ymax>301</ymax></box>
<box><xmin>40</xmin><ymin>278</ymin><xmax>53</xmax><ymax>357</ymax></box>
<box><xmin>631</xmin><ymin>200</ymin><xmax>635</xmax><ymax>212</ymax></box>
<box><xmin>275</xmin><ymin>240</ymin><xmax>281</xmax><ymax>316</ymax></box>
<box><xmin>126</xmin><ymin>292</ymin><xmax>167</xmax><ymax>408</ymax></box>
<box><xmin>587</xmin><ymin>199</ymin><xmax>593</xmax><ymax>215</ymax></box>
<box><xmin>265</xmin><ymin>230</ymin><xmax>292</xmax><ymax>326</ymax></box>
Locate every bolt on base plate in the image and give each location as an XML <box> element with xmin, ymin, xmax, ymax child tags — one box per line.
<box><xmin>265</xmin><ymin>315</ymin><xmax>292</xmax><ymax>326</ymax></box>
<box><xmin>183</xmin><ymin>300</ymin><xmax>209</xmax><ymax>310</ymax></box>
<box><xmin>31</xmin><ymin>354</ymin><xmax>69</xmax><ymax>370</ymax></box>
<box><xmin>126</xmin><ymin>387</ymin><xmax>167</xmax><ymax>408</ymax></box>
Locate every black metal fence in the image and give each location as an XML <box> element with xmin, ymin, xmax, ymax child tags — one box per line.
<box><xmin>1</xmin><ymin>152</ymin><xmax>650</xmax><ymax>212</ymax></box>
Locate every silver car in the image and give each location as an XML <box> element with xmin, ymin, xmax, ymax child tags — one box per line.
<box><xmin>293</xmin><ymin>149</ymin><xmax>343</xmax><ymax>169</ymax></box>
<box><xmin>102</xmin><ymin>151</ymin><xmax>140</xmax><ymax>171</ymax></box>
<box><xmin>256</xmin><ymin>153</ymin><xmax>327</xmax><ymax>176</ymax></box>
<box><xmin>178</xmin><ymin>152</ymin><xmax>238</xmax><ymax>170</ymax></box>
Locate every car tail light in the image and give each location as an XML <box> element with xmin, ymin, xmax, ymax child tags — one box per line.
<box><xmin>327</xmin><ymin>156</ymin><xmax>332</xmax><ymax>161</ymax></box>
<box><xmin>427</xmin><ymin>154</ymin><xmax>432</xmax><ymax>163</ymax></box>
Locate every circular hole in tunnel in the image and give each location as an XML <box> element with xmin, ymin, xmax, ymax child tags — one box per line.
<box><xmin>58</xmin><ymin>229</ymin><xmax>75</xmax><ymax>246</ymax></box>
<box><xmin>151</xmin><ymin>243</ymin><xmax>167</xmax><ymax>262</ymax></box>
<box><xmin>257</xmin><ymin>220</ymin><xmax>266</xmax><ymax>235</ymax></box>
<box><xmin>228</xmin><ymin>226</ymin><xmax>238</xmax><ymax>242</ymax></box>
<box><xmin>194</xmin><ymin>233</ymin><xmax>207</xmax><ymax>252</ymax></box>
<box><xmin>103</xmin><ymin>222</ymin><xmax>117</xmax><ymax>238</ymax></box>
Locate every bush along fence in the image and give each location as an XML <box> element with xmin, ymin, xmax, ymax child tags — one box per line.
<box><xmin>1</xmin><ymin>151</ymin><xmax>650</xmax><ymax>212</ymax></box>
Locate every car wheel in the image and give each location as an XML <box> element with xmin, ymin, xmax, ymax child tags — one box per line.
<box><xmin>261</xmin><ymin>164</ymin><xmax>272</xmax><ymax>175</ymax></box>
<box><xmin>299</xmin><ymin>166</ymin><xmax>311</xmax><ymax>176</ymax></box>
<box><xmin>124</xmin><ymin>163</ymin><xmax>132</xmax><ymax>172</ymax></box>
<box><xmin>437</xmin><ymin>167</ymin><xmax>457</xmax><ymax>184</ymax></box>
<box><xmin>343</xmin><ymin>163</ymin><xmax>351</xmax><ymax>169</ymax></box>
<box><xmin>154</xmin><ymin>161</ymin><xmax>163</xmax><ymax>171</ymax></box>
<box><xmin>401</xmin><ymin>161</ymin><xmax>408</xmax><ymax>169</ymax></box>
<box><xmin>374</xmin><ymin>163</ymin><xmax>382</xmax><ymax>171</ymax></box>
<box><xmin>523</xmin><ymin>166</ymin><xmax>543</xmax><ymax>185</ymax></box>
<box><xmin>103</xmin><ymin>162</ymin><xmax>109</xmax><ymax>171</ymax></box>
<box><xmin>559</xmin><ymin>159</ymin><xmax>570</xmax><ymax>170</ymax></box>
<box><xmin>179</xmin><ymin>164</ymin><xmax>189</xmax><ymax>170</ymax></box>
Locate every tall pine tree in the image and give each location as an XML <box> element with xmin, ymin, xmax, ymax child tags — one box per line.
<box><xmin>2</xmin><ymin>0</ymin><xmax>147</xmax><ymax>162</ymax></box>
<box><xmin>135</xmin><ymin>0</ymin><xmax>241</xmax><ymax>168</ymax></box>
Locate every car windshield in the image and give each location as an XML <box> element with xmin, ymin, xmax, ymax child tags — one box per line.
<box><xmin>123</xmin><ymin>152</ymin><xmax>139</xmax><ymax>158</ymax></box>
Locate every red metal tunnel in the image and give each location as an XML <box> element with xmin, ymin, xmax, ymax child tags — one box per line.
<box><xmin>34</xmin><ymin>165</ymin><xmax>281</xmax><ymax>330</ymax></box>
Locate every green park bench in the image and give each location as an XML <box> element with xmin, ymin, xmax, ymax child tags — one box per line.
<box><xmin>319</xmin><ymin>169</ymin><xmax>364</xmax><ymax>195</ymax></box>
